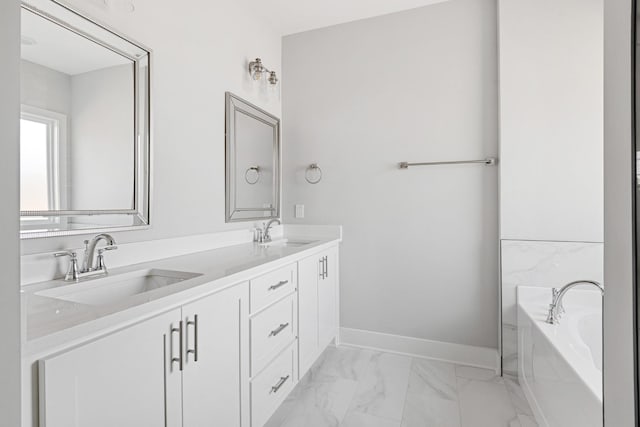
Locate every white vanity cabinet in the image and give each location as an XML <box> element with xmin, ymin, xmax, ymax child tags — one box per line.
<box><xmin>248</xmin><ymin>263</ymin><xmax>299</xmax><ymax>427</ymax></box>
<box><xmin>31</xmin><ymin>242</ymin><xmax>341</xmax><ymax>427</ymax></box>
<box><xmin>38</xmin><ymin>283</ymin><xmax>249</xmax><ymax>427</ymax></box>
<box><xmin>179</xmin><ymin>283</ymin><xmax>249</xmax><ymax>427</ymax></box>
<box><xmin>298</xmin><ymin>246</ymin><xmax>339</xmax><ymax>378</ymax></box>
<box><xmin>39</xmin><ymin>308</ymin><xmax>180</xmax><ymax>427</ymax></box>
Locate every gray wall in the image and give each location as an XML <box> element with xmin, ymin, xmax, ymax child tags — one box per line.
<box><xmin>0</xmin><ymin>0</ymin><xmax>22</xmax><ymax>425</ymax></box>
<box><xmin>70</xmin><ymin>64</ymin><xmax>134</xmax><ymax>210</ymax></box>
<box><xmin>603</xmin><ymin>0</ymin><xmax>636</xmax><ymax>424</ymax></box>
<box><xmin>282</xmin><ymin>0</ymin><xmax>499</xmax><ymax>348</ymax></box>
<box><xmin>20</xmin><ymin>59</ymin><xmax>71</xmax><ymax>115</ymax></box>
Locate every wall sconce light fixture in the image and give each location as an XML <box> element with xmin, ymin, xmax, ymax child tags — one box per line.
<box><xmin>249</xmin><ymin>58</ymin><xmax>278</xmax><ymax>85</ymax></box>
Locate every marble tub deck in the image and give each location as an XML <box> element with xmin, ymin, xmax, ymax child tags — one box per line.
<box><xmin>266</xmin><ymin>346</ymin><xmax>537</xmax><ymax>427</ymax></box>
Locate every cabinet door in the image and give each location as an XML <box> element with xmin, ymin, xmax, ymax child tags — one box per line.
<box><xmin>181</xmin><ymin>283</ymin><xmax>249</xmax><ymax>427</ymax></box>
<box><xmin>39</xmin><ymin>309</ymin><xmax>182</xmax><ymax>427</ymax></box>
<box><xmin>298</xmin><ymin>254</ymin><xmax>320</xmax><ymax>378</ymax></box>
<box><xmin>318</xmin><ymin>247</ymin><xmax>338</xmax><ymax>349</ymax></box>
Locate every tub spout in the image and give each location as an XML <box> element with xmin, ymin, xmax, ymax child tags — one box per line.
<box><xmin>546</xmin><ymin>280</ymin><xmax>603</xmax><ymax>325</ymax></box>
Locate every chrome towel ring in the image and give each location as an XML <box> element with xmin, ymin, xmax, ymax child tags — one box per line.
<box><xmin>245</xmin><ymin>166</ymin><xmax>260</xmax><ymax>184</ymax></box>
<box><xmin>305</xmin><ymin>164</ymin><xmax>322</xmax><ymax>184</ymax></box>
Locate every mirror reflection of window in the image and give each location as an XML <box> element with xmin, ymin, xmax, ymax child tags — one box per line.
<box><xmin>20</xmin><ymin>108</ymin><xmax>65</xmax><ymax>212</ymax></box>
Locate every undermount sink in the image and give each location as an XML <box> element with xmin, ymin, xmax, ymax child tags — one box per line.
<box><xmin>36</xmin><ymin>269</ymin><xmax>202</xmax><ymax>306</ymax></box>
<box><xmin>259</xmin><ymin>238</ymin><xmax>318</xmax><ymax>248</ymax></box>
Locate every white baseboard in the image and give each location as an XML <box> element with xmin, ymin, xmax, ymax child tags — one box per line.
<box><xmin>339</xmin><ymin>327</ymin><xmax>500</xmax><ymax>372</ymax></box>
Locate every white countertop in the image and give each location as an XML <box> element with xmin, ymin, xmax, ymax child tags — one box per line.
<box><xmin>22</xmin><ymin>234</ymin><xmax>340</xmax><ymax>357</ymax></box>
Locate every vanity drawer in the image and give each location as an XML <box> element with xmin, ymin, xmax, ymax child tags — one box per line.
<box><xmin>251</xmin><ymin>342</ymin><xmax>297</xmax><ymax>427</ymax></box>
<box><xmin>250</xmin><ymin>294</ymin><xmax>296</xmax><ymax>375</ymax></box>
<box><xmin>250</xmin><ymin>264</ymin><xmax>296</xmax><ymax>313</ymax></box>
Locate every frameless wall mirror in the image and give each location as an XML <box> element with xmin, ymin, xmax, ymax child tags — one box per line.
<box><xmin>20</xmin><ymin>0</ymin><xmax>151</xmax><ymax>238</ymax></box>
<box><xmin>225</xmin><ymin>92</ymin><xmax>280</xmax><ymax>222</ymax></box>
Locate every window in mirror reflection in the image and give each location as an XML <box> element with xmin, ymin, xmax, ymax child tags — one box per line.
<box><xmin>20</xmin><ymin>108</ymin><xmax>65</xmax><ymax>212</ymax></box>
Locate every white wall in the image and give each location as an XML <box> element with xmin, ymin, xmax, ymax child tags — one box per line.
<box><xmin>0</xmin><ymin>0</ymin><xmax>22</xmax><ymax>425</ymax></box>
<box><xmin>282</xmin><ymin>0</ymin><xmax>499</xmax><ymax>348</ymax></box>
<box><xmin>499</xmin><ymin>0</ymin><xmax>604</xmax><ymax>243</ymax></box>
<box><xmin>497</xmin><ymin>0</ymin><xmax>604</xmax><ymax>376</ymax></box>
<box><xmin>21</xmin><ymin>0</ymin><xmax>282</xmax><ymax>254</ymax></box>
<box><xmin>603</xmin><ymin>0</ymin><xmax>636</xmax><ymax>423</ymax></box>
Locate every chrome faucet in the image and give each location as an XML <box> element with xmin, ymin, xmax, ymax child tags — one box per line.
<box><xmin>257</xmin><ymin>219</ymin><xmax>281</xmax><ymax>243</ymax></box>
<box><xmin>83</xmin><ymin>234</ymin><xmax>118</xmax><ymax>272</ymax></box>
<box><xmin>54</xmin><ymin>234</ymin><xmax>118</xmax><ymax>281</ymax></box>
<box><xmin>545</xmin><ymin>280</ymin><xmax>603</xmax><ymax>324</ymax></box>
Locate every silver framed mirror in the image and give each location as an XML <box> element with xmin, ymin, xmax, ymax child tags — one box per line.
<box><xmin>225</xmin><ymin>92</ymin><xmax>280</xmax><ymax>222</ymax></box>
<box><xmin>19</xmin><ymin>0</ymin><xmax>151</xmax><ymax>239</ymax></box>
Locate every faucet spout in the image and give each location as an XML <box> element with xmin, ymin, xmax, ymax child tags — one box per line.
<box><xmin>83</xmin><ymin>233</ymin><xmax>117</xmax><ymax>272</ymax></box>
<box><xmin>262</xmin><ymin>219</ymin><xmax>281</xmax><ymax>243</ymax></box>
<box><xmin>546</xmin><ymin>280</ymin><xmax>603</xmax><ymax>324</ymax></box>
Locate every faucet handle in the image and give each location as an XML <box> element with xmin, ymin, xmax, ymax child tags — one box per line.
<box><xmin>254</xmin><ymin>228</ymin><xmax>264</xmax><ymax>243</ymax></box>
<box><xmin>54</xmin><ymin>251</ymin><xmax>80</xmax><ymax>281</ymax></box>
<box><xmin>54</xmin><ymin>251</ymin><xmax>77</xmax><ymax>259</ymax></box>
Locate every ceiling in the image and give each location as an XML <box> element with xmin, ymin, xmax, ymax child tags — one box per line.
<box><xmin>237</xmin><ymin>0</ymin><xmax>451</xmax><ymax>36</ymax></box>
<box><xmin>21</xmin><ymin>7</ymin><xmax>130</xmax><ymax>76</ymax></box>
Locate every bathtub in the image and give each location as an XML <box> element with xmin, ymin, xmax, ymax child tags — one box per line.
<box><xmin>517</xmin><ymin>286</ymin><xmax>602</xmax><ymax>427</ymax></box>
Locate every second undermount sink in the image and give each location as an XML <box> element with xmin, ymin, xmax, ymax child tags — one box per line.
<box><xmin>259</xmin><ymin>238</ymin><xmax>318</xmax><ymax>248</ymax></box>
<box><xmin>36</xmin><ymin>269</ymin><xmax>202</xmax><ymax>306</ymax></box>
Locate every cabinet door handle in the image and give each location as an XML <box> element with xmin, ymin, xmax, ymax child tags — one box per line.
<box><xmin>319</xmin><ymin>257</ymin><xmax>325</xmax><ymax>280</ymax></box>
<box><xmin>170</xmin><ymin>321</ymin><xmax>183</xmax><ymax>371</ymax></box>
<box><xmin>268</xmin><ymin>322</ymin><xmax>290</xmax><ymax>337</ymax></box>
<box><xmin>268</xmin><ymin>280</ymin><xmax>288</xmax><ymax>291</ymax></box>
<box><xmin>324</xmin><ymin>256</ymin><xmax>328</xmax><ymax>278</ymax></box>
<box><xmin>186</xmin><ymin>315</ymin><xmax>198</xmax><ymax>362</ymax></box>
<box><xmin>270</xmin><ymin>375</ymin><xmax>290</xmax><ymax>394</ymax></box>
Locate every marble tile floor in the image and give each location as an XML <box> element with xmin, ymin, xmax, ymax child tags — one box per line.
<box><xmin>265</xmin><ymin>346</ymin><xmax>537</xmax><ymax>427</ymax></box>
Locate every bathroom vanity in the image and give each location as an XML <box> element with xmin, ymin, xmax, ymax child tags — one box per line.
<box><xmin>22</xmin><ymin>230</ymin><xmax>340</xmax><ymax>427</ymax></box>
<box><xmin>17</xmin><ymin>1</ymin><xmax>340</xmax><ymax>426</ymax></box>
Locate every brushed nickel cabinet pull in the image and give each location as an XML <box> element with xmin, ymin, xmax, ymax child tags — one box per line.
<box><xmin>186</xmin><ymin>315</ymin><xmax>199</xmax><ymax>362</ymax></box>
<box><xmin>269</xmin><ymin>322</ymin><xmax>289</xmax><ymax>337</ymax></box>
<box><xmin>270</xmin><ymin>375</ymin><xmax>290</xmax><ymax>394</ymax></box>
<box><xmin>170</xmin><ymin>321</ymin><xmax>183</xmax><ymax>371</ymax></box>
<box><xmin>319</xmin><ymin>257</ymin><xmax>325</xmax><ymax>280</ymax></box>
<box><xmin>268</xmin><ymin>280</ymin><xmax>288</xmax><ymax>291</ymax></box>
<box><xmin>324</xmin><ymin>256</ymin><xmax>328</xmax><ymax>278</ymax></box>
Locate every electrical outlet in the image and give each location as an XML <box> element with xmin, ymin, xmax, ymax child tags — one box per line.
<box><xmin>295</xmin><ymin>204</ymin><xmax>305</xmax><ymax>219</ymax></box>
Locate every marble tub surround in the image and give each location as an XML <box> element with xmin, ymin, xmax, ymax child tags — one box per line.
<box><xmin>21</xmin><ymin>226</ymin><xmax>341</xmax><ymax>355</ymax></box>
<box><xmin>266</xmin><ymin>345</ymin><xmax>537</xmax><ymax>427</ymax></box>
<box><xmin>517</xmin><ymin>286</ymin><xmax>602</xmax><ymax>427</ymax></box>
<box><xmin>500</xmin><ymin>240</ymin><xmax>603</xmax><ymax>375</ymax></box>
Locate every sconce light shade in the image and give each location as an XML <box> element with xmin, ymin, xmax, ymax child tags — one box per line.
<box><xmin>268</xmin><ymin>71</ymin><xmax>278</xmax><ymax>86</ymax></box>
<box><xmin>248</xmin><ymin>57</ymin><xmax>278</xmax><ymax>85</ymax></box>
<box><xmin>249</xmin><ymin>58</ymin><xmax>264</xmax><ymax>81</ymax></box>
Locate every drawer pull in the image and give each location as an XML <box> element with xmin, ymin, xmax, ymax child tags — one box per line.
<box><xmin>268</xmin><ymin>280</ymin><xmax>288</xmax><ymax>291</ymax></box>
<box><xmin>270</xmin><ymin>375</ymin><xmax>290</xmax><ymax>394</ymax></box>
<box><xmin>269</xmin><ymin>323</ymin><xmax>290</xmax><ymax>337</ymax></box>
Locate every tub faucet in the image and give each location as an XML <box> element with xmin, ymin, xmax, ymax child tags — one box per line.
<box><xmin>545</xmin><ymin>280</ymin><xmax>603</xmax><ymax>324</ymax></box>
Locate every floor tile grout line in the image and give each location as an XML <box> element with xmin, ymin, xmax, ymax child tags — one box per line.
<box><xmin>397</xmin><ymin>357</ymin><xmax>414</xmax><ymax>426</ymax></box>
<box><xmin>454</xmin><ymin>373</ymin><xmax>466</xmax><ymax>427</ymax></box>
